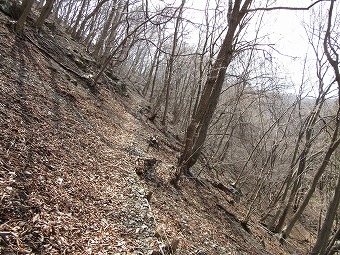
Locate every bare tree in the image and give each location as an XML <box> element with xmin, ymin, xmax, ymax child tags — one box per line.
<box><xmin>15</xmin><ymin>0</ymin><xmax>34</xmax><ymax>33</ymax></box>
<box><xmin>173</xmin><ymin>0</ymin><xmax>253</xmax><ymax>186</ymax></box>
<box><xmin>92</xmin><ymin>0</ymin><xmax>118</xmax><ymax>58</ymax></box>
<box><xmin>312</xmin><ymin>173</ymin><xmax>340</xmax><ymax>254</ymax></box>
<box><xmin>160</xmin><ymin>0</ymin><xmax>185</xmax><ymax>125</ymax></box>
<box><xmin>282</xmin><ymin>0</ymin><xmax>340</xmax><ymax>240</ymax></box>
<box><xmin>70</xmin><ymin>0</ymin><xmax>89</xmax><ymax>36</ymax></box>
<box><xmin>35</xmin><ymin>0</ymin><xmax>55</xmax><ymax>30</ymax></box>
<box><xmin>73</xmin><ymin>0</ymin><xmax>110</xmax><ymax>39</ymax></box>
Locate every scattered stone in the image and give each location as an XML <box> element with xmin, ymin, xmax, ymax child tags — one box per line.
<box><xmin>45</xmin><ymin>21</ymin><xmax>56</xmax><ymax>32</ymax></box>
<box><xmin>74</xmin><ymin>57</ymin><xmax>86</xmax><ymax>69</ymax></box>
<box><xmin>147</xmin><ymin>136</ymin><xmax>159</xmax><ymax>151</ymax></box>
<box><xmin>146</xmin><ymin>191</ymin><xmax>152</xmax><ymax>202</ymax></box>
<box><xmin>135</xmin><ymin>167</ymin><xmax>144</xmax><ymax>176</ymax></box>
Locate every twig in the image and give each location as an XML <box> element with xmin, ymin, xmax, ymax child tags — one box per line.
<box><xmin>246</xmin><ymin>0</ymin><xmax>330</xmax><ymax>12</ymax></box>
<box><xmin>0</xmin><ymin>231</ymin><xmax>14</xmax><ymax>237</ymax></box>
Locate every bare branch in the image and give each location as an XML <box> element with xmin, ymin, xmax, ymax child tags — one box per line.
<box><xmin>246</xmin><ymin>0</ymin><xmax>331</xmax><ymax>13</ymax></box>
<box><xmin>323</xmin><ymin>0</ymin><xmax>340</xmax><ymax>93</ymax></box>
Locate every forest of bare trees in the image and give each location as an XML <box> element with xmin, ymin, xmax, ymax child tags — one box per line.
<box><xmin>3</xmin><ymin>0</ymin><xmax>339</xmax><ymax>253</ymax></box>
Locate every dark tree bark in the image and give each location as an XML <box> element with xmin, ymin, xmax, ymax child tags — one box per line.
<box><xmin>74</xmin><ymin>0</ymin><xmax>110</xmax><ymax>39</ymax></box>
<box><xmin>311</xmin><ymin>173</ymin><xmax>340</xmax><ymax>254</ymax></box>
<box><xmin>15</xmin><ymin>0</ymin><xmax>34</xmax><ymax>33</ymax></box>
<box><xmin>35</xmin><ymin>0</ymin><xmax>55</xmax><ymax>30</ymax></box>
<box><xmin>282</xmin><ymin>0</ymin><xmax>340</xmax><ymax>240</ymax></box>
<box><xmin>71</xmin><ymin>0</ymin><xmax>89</xmax><ymax>37</ymax></box>
<box><xmin>282</xmin><ymin>110</ymin><xmax>340</xmax><ymax>239</ymax></box>
<box><xmin>161</xmin><ymin>0</ymin><xmax>185</xmax><ymax>126</ymax></box>
<box><xmin>92</xmin><ymin>0</ymin><xmax>117</xmax><ymax>58</ymax></box>
<box><xmin>174</xmin><ymin>0</ymin><xmax>253</xmax><ymax>185</ymax></box>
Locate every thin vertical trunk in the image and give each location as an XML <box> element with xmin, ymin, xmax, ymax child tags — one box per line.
<box><xmin>272</xmin><ymin>94</ymin><xmax>327</xmax><ymax>232</ymax></box>
<box><xmin>325</xmin><ymin>227</ymin><xmax>340</xmax><ymax>255</ymax></box>
<box><xmin>176</xmin><ymin>0</ymin><xmax>253</xmax><ymax>183</ymax></box>
<box><xmin>214</xmin><ymin>83</ymin><xmax>245</xmax><ymax>158</ymax></box>
<box><xmin>161</xmin><ymin>0</ymin><xmax>185</xmax><ymax>126</ymax></box>
<box><xmin>71</xmin><ymin>0</ymin><xmax>89</xmax><ymax>37</ymax></box>
<box><xmin>64</xmin><ymin>0</ymin><xmax>77</xmax><ymax>26</ymax></box>
<box><xmin>93</xmin><ymin>0</ymin><xmax>117</xmax><ymax>58</ymax></box>
<box><xmin>35</xmin><ymin>0</ymin><xmax>55</xmax><ymax>29</ymax></box>
<box><xmin>74</xmin><ymin>0</ymin><xmax>109</xmax><ymax>39</ymax></box>
<box><xmin>282</xmin><ymin>110</ymin><xmax>340</xmax><ymax>239</ymax></box>
<box><xmin>143</xmin><ymin>48</ymin><xmax>159</xmax><ymax>96</ymax></box>
<box><xmin>149</xmin><ymin>53</ymin><xmax>161</xmax><ymax>102</ymax></box>
<box><xmin>15</xmin><ymin>0</ymin><xmax>34</xmax><ymax>33</ymax></box>
<box><xmin>280</xmin><ymin>0</ymin><xmax>339</xmax><ymax>236</ymax></box>
<box><xmin>311</xmin><ymin>173</ymin><xmax>340</xmax><ymax>254</ymax></box>
<box><xmin>100</xmin><ymin>0</ymin><xmax>126</xmax><ymax>64</ymax></box>
<box><xmin>52</xmin><ymin>0</ymin><xmax>64</xmax><ymax>22</ymax></box>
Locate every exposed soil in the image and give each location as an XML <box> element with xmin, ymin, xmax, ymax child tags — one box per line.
<box><xmin>0</xmin><ymin>11</ymin><xmax>313</xmax><ymax>255</ymax></box>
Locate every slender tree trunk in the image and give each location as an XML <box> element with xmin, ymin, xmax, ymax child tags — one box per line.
<box><xmin>142</xmin><ymin>47</ymin><xmax>159</xmax><ymax>96</ymax></box>
<box><xmin>63</xmin><ymin>0</ymin><xmax>76</xmax><ymax>26</ymax></box>
<box><xmin>93</xmin><ymin>0</ymin><xmax>117</xmax><ymax>58</ymax></box>
<box><xmin>100</xmin><ymin>0</ymin><xmax>125</xmax><ymax>64</ymax></box>
<box><xmin>35</xmin><ymin>0</ymin><xmax>55</xmax><ymax>29</ymax></box>
<box><xmin>272</xmin><ymin>94</ymin><xmax>327</xmax><ymax>232</ymax></box>
<box><xmin>282</xmin><ymin>0</ymin><xmax>340</xmax><ymax>239</ymax></box>
<box><xmin>149</xmin><ymin>53</ymin><xmax>161</xmax><ymax>102</ymax></box>
<box><xmin>174</xmin><ymin>0</ymin><xmax>253</xmax><ymax>185</ymax></box>
<box><xmin>282</xmin><ymin>111</ymin><xmax>340</xmax><ymax>239</ymax></box>
<box><xmin>71</xmin><ymin>0</ymin><xmax>88</xmax><ymax>37</ymax></box>
<box><xmin>325</xmin><ymin>227</ymin><xmax>340</xmax><ymax>255</ymax></box>
<box><xmin>311</xmin><ymin>173</ymin><xmax>340</xmax><ymax>254</ymax></box>
<box><xmin>161</xmin><ymin>0</ymin><xmax>185</xmax><ymax>125</ymax></box>
<box><xmin>15</xmin><ymin>0</ymin><xmax>34</xmax><ymax>33</ymax></box>
<box><xmin>52</xmin><ymin>0</ymin><xmax>64</xmax><ymax>22</ymax></box>
<box><xmin>74</xmin><ymin>0</ymin><xmax>109</xmax><ymax>39</ymax></box>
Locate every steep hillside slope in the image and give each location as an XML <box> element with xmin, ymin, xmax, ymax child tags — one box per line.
<box><xmin>0</xmin><ymin>12</ymin><xmax>310</xmax><ymax>255</ymax></box>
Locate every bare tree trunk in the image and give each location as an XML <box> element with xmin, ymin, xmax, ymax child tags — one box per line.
<box><xmin>35</xmin><ymin>0</ymin><xmax>55</xmax><ymax>29</ymax></box>
<box><xmin>74</xmin><ymin>0</ymin><xmax>110</xmax><ymax>39</ymax></box>
<box><xmin>174</xmin><ymin>0</ymin><xmax>253</xmax><ymax>185</ymax></box>
<box><xmin>325</xmin><ymin>227</ymin><xmax>340</xmax><ymax>255</ymax></box>
<box><xmin>271</xmin><ymin>54</ymin><xmax>331</xmax><ymax>233</ymax></box>
<box><xmin>51</xmin><ymin>0</ymin><xmax>64</xmax><ymax>22</ymax></box>
<box><xmin>149</xmin><ymin>52</ymin><xmax>162</xmax><ymax>102</ymax></box>
<box><xmin>161</xmin><ymin>0</ymin><xmax>185</xmax><ymax>126</ymax></box>
<box><xmin>63</xmin><ymin>0</ymin><xmax>77</xmax><ymax>26</ymax></box>
<box><xmin>100</xmin><ymin>0</ymin><xmax>126</xmax><ymax>64</ymax></box>
<box><xmin>93</xmin><ymin>0</ymin><xmax>117</xmax><ymax>58</ymax></box>
<box><xmin>15</xmin><ymin>0</ymin><xmax>34</xmax><ymax>33</ymax></box>
<box><xmin>71</xmin><ymin>0</ymin><xmax>89</xmax><ymax>37</ymax></box>
<box><xmin>282</xmin><ymin>0</ymin><xmax>340</xmax><ymax>240</ymax></box>
<box><xmin>142</xmin><ymin>45</ymin><xmax>160</xmax><ymax>96</ymax></box>
<box><xmin>214</xmin><ymin>82</ymin><xmax>246</xmax><ymax>158</ymax></box>
<box><xmin>282</xmin><ymin>110</ymin><xmax>340</xmax><ymax>239</ymax></box>
<box><xmin>83</xmin><ymin>9</ymin><xmax>102</xmax><ymax>47</ymax></box>
<box><xmin>311</xmin><ymin>173</ymin><xmax>340</xmax><ymax>254</ymax></box>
